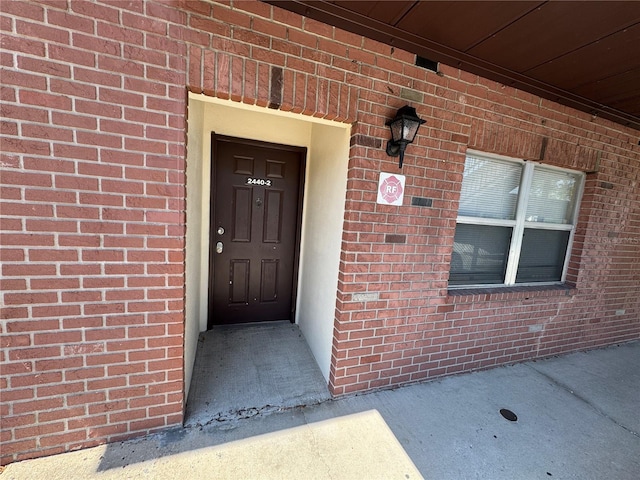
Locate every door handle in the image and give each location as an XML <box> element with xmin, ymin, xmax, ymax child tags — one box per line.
<box><xmin>216</xmin><ymin>241</ymin><xmax>223</xmax><ymax>254</ymax></box>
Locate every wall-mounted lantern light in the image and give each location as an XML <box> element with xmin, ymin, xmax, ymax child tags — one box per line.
<box><xmin>385</xmin><ymin>105</ymin><xmax>426</xmax><ymax>168</ymax></box>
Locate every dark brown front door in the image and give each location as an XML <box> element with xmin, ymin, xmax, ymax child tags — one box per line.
<box><xmin>209</xmin><ymin>135</ymin><xmax>305</xmax><ymax>326</ymax></box>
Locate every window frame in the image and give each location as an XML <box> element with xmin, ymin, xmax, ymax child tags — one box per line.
<box><xmin>450</xmin><ymin>150</ymin><xmax>585</xmax><ymax>289</ymax></box>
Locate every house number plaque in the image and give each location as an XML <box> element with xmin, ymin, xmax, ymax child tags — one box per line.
<box><xmin>246</xmin><ymin>177</ymin><xmax>272</xmax><ymax>187</ymax></box>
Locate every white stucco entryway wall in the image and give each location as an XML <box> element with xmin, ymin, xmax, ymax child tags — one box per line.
<box><xmin>185</xmin><ymin>94</ymin><xmax>351</xmax><ymax>399</ymax></box>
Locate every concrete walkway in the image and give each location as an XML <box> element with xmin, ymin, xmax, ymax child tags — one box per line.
<box><xmin>185</xmin><ymin>322</ymin><xmax>331</xmax><ymax>427</ymax></box>
<box><xmin>3</xmin><ymin>341</ymin><xmax>639</xmax><ymax>479</ymax></box>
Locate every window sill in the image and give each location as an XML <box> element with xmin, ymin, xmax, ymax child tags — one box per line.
<box><xmin>446</xmin><ymin>283</ymin><xmax>576</xmax><ymax>303</ymax></box>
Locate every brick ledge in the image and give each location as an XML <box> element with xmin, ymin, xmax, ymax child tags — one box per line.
<box><xmin>446</xmin><ymin>284</ymin><xmax>576</xmax><ymax>303</ymax></box>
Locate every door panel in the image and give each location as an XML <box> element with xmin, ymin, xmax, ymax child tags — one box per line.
<box><xmin>263</xmin><ymin>189</ymin><xmax>283</xmax><ymax>243</ymax></box>
<box><xmin>209</xmin><ymin>136</ymin><xmax>304</xmax><ymax>325</ymax></box>
<box><xmin>260</xmin><ymin>259</ymin><xmax>279</xmax><ymax>303</ymax></box>
<box><xmin>229</xmin><ymin>260</ymin><xmax>250</xmax><ymax>304</ymax></box>
<box><xmin>232</xmin><ymin>186</ymin><xmax>252</xmax><ymax>242</ymax></box>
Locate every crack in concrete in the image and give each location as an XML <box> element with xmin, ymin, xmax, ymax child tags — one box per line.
<box><xmin>526</xmin><ymin>363</ymin><xmax>639</xmax><ymax>438</ymax></box>
<box><xmin>188</xmin><ymin>404</ymin><xmax>284</xmax><ymax>428</ymax></box>
<box><xmin>187</xmin><ymin>399</ymin><xmax>331</xmax><ymax>429</ymax></box>
<box><xmin>305</xmin><ymin>419</ymin><xmax>336</xmax><ymax>480</ymax></box>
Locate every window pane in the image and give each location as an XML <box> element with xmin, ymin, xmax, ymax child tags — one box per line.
<box><xmin>450</xmin><ymin>224</ymin><xmax>512</xmax><ymax>285</ymax></box>
<box><xmin>515</xmin><ymin>229</ymin><xmax>570</xmax><ymax>283</ymax></box>
<box><xmin>526</xmin><ymin>168</ymin><xmax>580</xmax><ymax>224</ymax></box>
<box><xmin>458</xmin><ymin>156</ymin><xmax>522</xmax><ymax>220</ymax></box>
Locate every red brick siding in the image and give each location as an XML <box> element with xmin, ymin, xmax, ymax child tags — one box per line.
<box><xmin>1</xmin><ymin>0</ymin><xmax>639</xmax><ymax>464</ymax></box>
<box><xmin>1</xmin><ymin>0</ymin><xmax>186</xmax><ymax>464</ymax></box>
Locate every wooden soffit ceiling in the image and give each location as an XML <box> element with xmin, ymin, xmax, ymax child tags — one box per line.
<box><xmin>266</xmin><ymin>1</ymin><xmax>640</xmax><ymax>130</ymax></box>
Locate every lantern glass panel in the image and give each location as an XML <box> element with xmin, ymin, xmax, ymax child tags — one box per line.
<box><xmin>404</xmin><ymin>120</ymin><xmax>420</xmax><ymax>141</ymax></box>
<box><xmin>389</xmin><ymin>120</ymin><xmax>404</xmax><ymax>142</ymax></box>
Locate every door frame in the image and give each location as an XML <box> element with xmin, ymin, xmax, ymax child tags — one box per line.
<box><xmin>207</xmin><ymin>133</ymin><xmax>307</xmax><ymax>329</ymax></box>
<box><xmin>185</xmin><ymin>94</ymin><xmax>351</xmax><ymax>393</ymax></box>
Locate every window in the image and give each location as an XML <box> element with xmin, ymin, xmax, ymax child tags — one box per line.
<box><xmin>449</xmin><ymin>152</ymin><xmax>584</xmax><ymax>287</ymax></box>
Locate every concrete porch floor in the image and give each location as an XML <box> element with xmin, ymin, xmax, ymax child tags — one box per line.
<box><xmin>3</xmin><ymin>340</ymin><xmax>639</xmax><ymax>479</ymax></box>
<box><xmin>184</xmin><ymin>321</ymin><xmax>332</xmax><ymax>427</ymax></box>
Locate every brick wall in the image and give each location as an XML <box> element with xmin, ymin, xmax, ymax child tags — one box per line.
<box><xmin>1</xmin><ymin>0</ymin><xmax>639</xmax><ymax>464</ymax></box>
<box><xmin>0</xmin><ymin>0</ymin><xmax>188</xmax><ymax>463</ymax></box>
